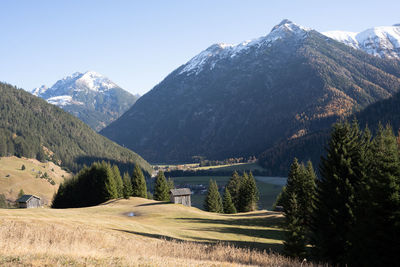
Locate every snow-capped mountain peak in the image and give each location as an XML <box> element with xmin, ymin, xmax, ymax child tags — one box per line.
<box><xmin>75</xmin><ymin>71</ymin><xmax>118</xmax><ymax>92</ymax></box>
<box><xmin>31</xmin><ymin>85</ymin><xmax>48</xmax><ymax>96</ymax></box>
<box><xmin>323</xmin><ymin>24</ymin><xmax>400</xmax><ymax>58</ymax></box>
<box><xmin>179</xmin><ymin>19</ymin><xmax>310</xmax><ymax>75</ymax></box>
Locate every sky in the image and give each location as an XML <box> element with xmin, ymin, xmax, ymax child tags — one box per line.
<box><xmin>1</xmin><ymin>0</ymin><xmax>399</xmax><ymax>95</ymax></box>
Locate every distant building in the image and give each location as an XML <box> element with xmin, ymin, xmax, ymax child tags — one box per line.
<box><xmin>16</xmin><ymin>195</ymin><xmax>41</xmax><ymax>208</ymax></box>
<box><xmin>170</xmin><ymin>188</ymin><xmax>191</xmax><ymax>207</ymax></box>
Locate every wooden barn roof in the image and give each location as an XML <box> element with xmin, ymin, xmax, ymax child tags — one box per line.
<box><xmin>16</xmin><ymin>194</ymin><xmax>40</xmax><ymax>203</ymax></box>
<box><xmin>170</xmin><ymin>188</ymin><xmax>191</xmax><ymax>196</ymax></box>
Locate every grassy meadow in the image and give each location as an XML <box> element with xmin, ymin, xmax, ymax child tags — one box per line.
<box><xmin>171</xmin><ymin>176</ymin><xmax>285</xmax><ymax>210</ymax></box>
<box><xmin>0</xmin><ymin>156</ymin><xmax>72</xmax><ymax>205</ymax></box>
<box><xmin>0</xmin><ymin>198</ymin><xmax>322</xmax><ymax>266</ymax></box>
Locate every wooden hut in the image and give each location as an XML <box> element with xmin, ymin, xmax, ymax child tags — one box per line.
<box><xmin>16</xmin><ymin>195</ymin><xmax>41</xmax><ymax>208</ymax></box>
<box><xmin>170</xmin><ymin>188</ymin><xmax>191</xmax><ymax>207</ymax></box>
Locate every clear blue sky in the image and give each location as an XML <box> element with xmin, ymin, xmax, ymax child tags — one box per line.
<box><xmin>1</xmin><ymin>0</ymin><xmax>399</xmax><ymax>95</ymax></box>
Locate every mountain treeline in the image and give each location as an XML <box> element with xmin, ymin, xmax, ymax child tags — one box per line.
<box><xmin>0</xmin><ymin>82</ymin><xmax>152</xmax><ymax>175</ymax></box>
<box><xmin>280</xmin><ymin>121</ymin><xmax>400</xmax><ymax>266</ymax></box>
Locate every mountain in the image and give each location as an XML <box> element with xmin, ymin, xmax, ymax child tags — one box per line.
<box><xmin>101</xmin><ymin>19</ymin><xmax>400</xmax><ymax>164</ymax></box>
<box><xmin>32</xmin><ymin>71</ymin><xmax>139</xmax><ymax>131</ymax></box>
<box><xmin>0</xmin><ymin>82</ymin><xmax>152</xmax><ymax>175</ymax></box>
<box><xmin>323</xmin><ymin>24</ymin><xmax>400</xmax><ymax>59</ymax></box>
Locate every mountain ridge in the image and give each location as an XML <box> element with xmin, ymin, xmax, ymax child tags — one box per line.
<box><xmin>32</xmin><ymin>71</ymin><xmax>139</xmax><ymax>131</ymax></box>
<box><xmin>101</xmin><ymin>19</ymin><xmax>400</xmax><ymax>164</ymax></box>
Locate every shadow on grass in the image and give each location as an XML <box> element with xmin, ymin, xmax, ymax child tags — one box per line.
<box><xmin>135</xmin><ymin>201</ymin><xmax>171</xmax><ymax>207</ymax></box>
<box><xmin>176</xmin><ymin>214</ymin><xmax>284</xmax><ymax>228</ymax></box>
<box><xmin>113</xmin><ymin>228</ymin><xmax>282</xmax><ymax>252</ymax></box>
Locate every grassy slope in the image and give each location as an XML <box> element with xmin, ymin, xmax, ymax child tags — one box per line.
<box><xmin>0</xmin><ymin>198</ymin><xmax>316</xmax><ymax>267</ymax></box>
<box><xmin>172</xmin><ymin>176</ymin><xmax>284</xmax><ymax>210</ymax></box>
<box><xmin>0</xmin><ymin>156</ymin><xmax>72</xmax><ymax>204</ymax></box>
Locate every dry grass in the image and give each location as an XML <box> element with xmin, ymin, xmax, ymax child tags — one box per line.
<box><xmin>0</xmin><ymin>198</ymin><xmax>321</xmax><ymax>266</ymax></box>
<box><xmin>0</xmin><ymin>156</ymin><xmax>72</xmax><ymax>204</ymax></box>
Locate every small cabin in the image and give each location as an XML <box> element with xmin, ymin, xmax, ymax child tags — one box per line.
<box><xmin>170</xmin><ymin>188</ymin><xmax>191</xmax><ymax>207</ymax></box>
<box><xmin>16</xmin><ymin>195</ymin><xmax>41</xmax><ymax>208</ymax></box>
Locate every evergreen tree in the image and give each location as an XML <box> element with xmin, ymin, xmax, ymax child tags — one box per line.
<box><xmin>204</xmin><ymin>179</ymin><xmax>223</xmax><ymax>213</ymax></box>
<box><xmin>122</xmin><ymin>172</ymin><xmax>133</xmax><ymax>199</ymax></box>
<box><xmin>283</xmin><ymin>193</ymin><xmax>306</xmax><ymax>258</ymax></box>
<box><xmin>154</xmin><ymin>171</ymin><xmax>169</xmax><ymax>201</ymax></box>
<box><xmin>311</xmin><ymin>121</ymin><xmax>365</xmax><ymax>264</ymax></box>
<box><xmin>167</xmin><ymin>177</ymin><xmax>175</xmax><ymax>191</ymax></box>
<box><xmin>223</xmin><ymin>188</ymin><xmax>237</xmax><ymax>214</ymax></box>
<box><xmin>21</xmin><ymin>164</ymin><xmax>25</xmax><ymax>170</ymax></box>
<box><xmin>237</xmin><ymin>172</ymin><xmax>259</xmax><ymax>212</ymax></box>
<box><xmin>131</xmin><ymin>165</ymin><xmax>147</xmax><ymax>198</ymax></box>
<box><xmin>226</xmin><ymin>171</ymin><xmax>242</xmax><ymax>209</ymax></box>
<box><xmin>99</xmin><ymin>162</ymin><xmax>118</xmax><ymax>201</ymax></box>
<box><xmin>18</xmin><ymin>189</ymin><xmax>25</xmax><ymax>198</ymax></box>
<box><xmin>281</xmin><ymin>159</ymin><xmax>316</xmax><ymax>258</ymax></box>
<box><xmin>112</xmin><ymin>164</ymin><xmax>123</xmax><ymax>198</ymax></box>
<box><xmin>351</xmin><ymin>125</ymin><xmax>400</xmax><ymax>266</ymax></box>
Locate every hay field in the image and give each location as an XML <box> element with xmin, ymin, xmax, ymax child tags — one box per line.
<box><xmin>0</xmin><ymin>198</ymin><xmax>319</xmax><ymax>266</ymax></box>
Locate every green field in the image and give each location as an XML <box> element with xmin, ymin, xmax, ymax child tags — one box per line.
<box><xmin>171</xmin><ymin>176</ymin><xmax>284</xmax><ymax>210</ymax></box>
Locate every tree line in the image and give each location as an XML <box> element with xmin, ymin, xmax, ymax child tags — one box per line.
<box><xmin>204</xmin><ymin>171</ymin><xmax>259</xmax><ymax>214</ymax></box>
<box><xmin>52</xmin><ymin>161</ymin><xmax>174</xmax><ymax>208</ymax></box>
<box><xmin>280</xmin><ymin>121</ymin><xmax>400</xmax><ymax>266</ymax></box>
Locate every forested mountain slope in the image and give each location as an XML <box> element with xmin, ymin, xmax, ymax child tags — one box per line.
<box><xmin>0</xmin><ymin>82</ymin><xmax>152</xmax><ymax>175</ymax></box>
<box><xmin>102</xmin><ymin>20</ymin><xmax>400</xmax><ymax>164</ymax></box>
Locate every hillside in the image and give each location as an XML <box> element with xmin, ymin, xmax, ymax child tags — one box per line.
<box><xmin>259</xmin><ymin>89</ymin><xmax>400</xmax><ymax>175</ymax></box>
<box><xmin>101</xmin><ymin>19</ymin><xmax>400</xmax><ymax>164</ymax></box>
<box><xmin>0</xmin><ymin>82</ymin><xmax>152</xmax><ymax>175</ymax></box>
<box><xmin>0</xmin><ymin>156</ymin><xmax>72</xmax><ymax>205</ymax></box>
<box><xmin>0</xmin><ymin>198</ymin><xmax>311</xmax><ymax>266</ymax></box>
<box><xmin>32</xmin><ymin>71</ymin><xmax>139</xmax><ymax>131</ymax></box>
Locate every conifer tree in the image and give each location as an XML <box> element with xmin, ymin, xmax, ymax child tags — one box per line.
<box><xmin>154</xmin><ymin>171</ymin><xmax>170</xmax><ymax>201</ymax></box>
<box><xmin>100</xmin><ymin>162</ymin><xmax>118</xmax><ymax>201</ymax></box>
<box><xmin>311</xmin><ymin>121</ymin><xmax>364</xmax><ymax>264</ymax></box>
<box><xmin>122</xmin><ymin>172</ymin><xmax>133</xmax><ymax>199</ymax></box>
<box><xmin>204</xmin><ymin>179</ymin><xmax>223</xmax><ymax>213</ymax></box>
<box><xmin>167</xmin><ymin>177</ymin><xmax>175</xmax><ymax>191</ymax></box>
<box><xmin>351</xmin><ymin>125</ymin><xmax>400</xmax><ymax>266</ymax></box>
<box><xmin>283</xmin><ymin>193</ymin><xmax>306</xmax><ymax>258</ymax></box>
<box><xmin>131</xmin><ymin>165</ymin><xmax>147</xmax><ymax>198</ymax></box>
<box><xmin>237</xmin><ymin>172</ymin><xmax>259</xmax><ymax>212</ymax></box>
<box><xmin>112</xmin><ymin>164</ymin><xmax>123</xmax><ymax>198</ymax></box>
<box><xmin>18</xmin><ymin>189</ymin><xmax>25</xmax><ymax>198</ymax></box>
<box><xmin>223</xmin><ymin>188</ymin><xmax>237</xmax><ymax>214</ymax></box>
<box><xmin>226</xmin><ymin>171</ymin><xmax>242</xmax><ymax>209</ymax></box>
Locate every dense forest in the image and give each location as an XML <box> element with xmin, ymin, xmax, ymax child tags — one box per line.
<box><xmin>279</xmin><ymin>121</ymin><xmax>400</xmax><ymax>266</ymax></box>
<box><xmin>0</xmin><ymin>82</ymin><xmax>152</xmax><ymax>175</ymax></box>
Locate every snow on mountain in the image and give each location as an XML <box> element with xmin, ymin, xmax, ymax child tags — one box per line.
<box><xmin>31</xmin><ymin>85</ymin><xmax>48</xmax><ymax>96</ymax></box>
<box><xmin>179</xmin><ymin>19</ymin><xmax>310</xmax><ymax>75</ymax></box>
<box><xmin>323</xmin><ymin>24</ymin><xmax>400</xmax><ymax>58</ymax></box>
<box><xmin>47</xmin><ymin>95</ymin><xmax>75</xmax><ymax>106</ymax></box>
<box><xmin>31</xmin><ymin>71</ymin><xmax>139</xmax><ymax>131</ymax></box>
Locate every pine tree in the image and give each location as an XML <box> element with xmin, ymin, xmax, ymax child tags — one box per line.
<box><xmin>223</xmin><ymin>188</ymin><xmax>237</xmax><ymax>214</ymax></box>
<box><xmin>18</xmin><ymin>189</ymin><xmax>25</xmax><ymax>198</ymax></box>
<box><xmin>311</xmin><ymin>121</ymin><xmax>365</xmax><ymax>264</ymax></box>
<box><xmin>154</xmin><ymin>171</ymin><xmax>169</xmax><ymax>201</ymax></box>
<box><xmin>131</xmin><ymin>165</ymin><xmax>147</xmax><ymax>198</ymax></box>
<box><xmin>351</xmin><ymin>125</ymin><xmax>400</xmax><ymax>266</ymax></box>
<box><xmin>167</xmin><ymin>177</ymin><xmax>175</xmax><ymax>191</ymax></box>
<box><xmin>112</xmin><ymin>164</ymin><xmax>123</xmax><ymax>198</ymax></box>
<box><xmin>237</xmin><ymin>172</ymin><xmax>259</xmax><ymax>212</ymax></box>
<box><xmin>122</xmin><ymin>172</ymin><xmax>133</xmax><ymax>199</ymax></box>
<box><xmin>204</xmin><ymin>179</ymin><xmax>223</xmax><ymax>213</ymax></box>
<box><xmin>226</xmin><ymin>171</ymin><xmax>242</xmax><ymax>209</ymax></box>
<box><xmin>283</xmin><ymin>193</ymin><xmax>306</xmax><ymax>258</ymax></box>
<box><xmin>21</xmin><ymin>164</ymin><xmax>25</xmax><ymax>170</ymax></box>
<box><xmin>281</xmin><ymin>159</ymin><xmax>316</xmax><ymax>258</ymax></box>
<box><xmin>100</xmin><ymin>162</ymin><xmax>118</xmax><ymax>201</ymax></box>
